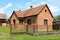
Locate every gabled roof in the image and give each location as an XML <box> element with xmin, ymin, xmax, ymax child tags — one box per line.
<box><xmin>0</xmin><ymin>14</ymin><xmax>6</xmax><ymax>19</ymax></box>
<box><xmin>10</xmin><ymin>4</ymin><xmax>53</xmax><ymax>18</ymax></box>
<box><xmin>14</xmin><ymin>11</ymin><xmax>25</xmax><ymax>17</ymax></box>
<box><xmin>24</xmin><ymin>4</ymin><xmax>46</xmax><ymax>17</ymax></box>
<box><xmin>53</xmin><ymin>20</ymin><xmax>60</xmax><ymax>24</ymax></box>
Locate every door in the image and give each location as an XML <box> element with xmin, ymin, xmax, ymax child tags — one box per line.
<box><xmin>13</xmin><ymin>19</ymin><xmax>15</xmax><ymax>27</ymax></box>
<box><xmin>27</xmin><ymin>19</ymin><xmax>31</xmax><ymax>25</ymax></box>
<box><xmin>26</xmin><ymin>19</ymin><xmax>32</xmax><ymax>32</ymax></box>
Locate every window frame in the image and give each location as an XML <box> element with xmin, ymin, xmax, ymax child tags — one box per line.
<box><xmin>44</xmin><ymin>19</ymin><xmax>48</xmax><ymax>25</ymax></box>
<box><xmin>19</xmin><ymin>18</ymin><xmax>23</xmax><ymax>24</ymax></box>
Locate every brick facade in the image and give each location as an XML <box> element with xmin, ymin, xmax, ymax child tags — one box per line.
<box><xmin>10</xmin><ymin>4</ymin><xmax>53</xmax><ymax>31</ymax></box>
<box><xmin>37</xmin><ymin>6</ymin><xmax>53</xmax><ymax>31</ymax></box>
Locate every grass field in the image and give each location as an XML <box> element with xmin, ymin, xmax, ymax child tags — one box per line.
<box><xmin>0</xmin><ymin>26</ymin><xmax>60</xmax><ymax>40</ymax></box>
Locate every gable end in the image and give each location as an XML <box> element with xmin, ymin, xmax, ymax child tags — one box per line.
<box><xmin>10</xmin><ymin>11</ymin><xmax>17</xmax><ymax>19</ymax></box>
<box><xmin>37</xmin><ymin>4</ymin><xmax>53</xmax><ymax>18</ymax></box>
<box><xmin>45</xmin><ymin>5</ymin><xmax>53</xmax><ymax>18</ymax></box>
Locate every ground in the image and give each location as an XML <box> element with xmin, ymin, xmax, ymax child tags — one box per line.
<box><xmin>0</xmin><ymin>26</ymin><xmax>60</xmax><ymax>40</ymax></box>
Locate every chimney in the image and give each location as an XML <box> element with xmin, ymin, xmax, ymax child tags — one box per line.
<box><xmin>30</xmin><ymin>6</ymin><xmax>33</xmax><ymax>9</ymax></box>
<box><xmin>19</xmin><ymin>10</ymin><xmax>21</xmax><ymax>11</ymax></box>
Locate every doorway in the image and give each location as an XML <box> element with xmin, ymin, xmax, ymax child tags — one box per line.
<box><xmin>27</xmin><ymin>19</ymin><xmax>31</xmax><ymax>25</ymax></box>
<box><xmin>13</xmin><ymin>19</ymin><xmax>15</xmax><ymax>27</ymax></box>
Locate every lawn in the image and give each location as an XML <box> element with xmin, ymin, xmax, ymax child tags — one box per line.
<box><xmin>0</xmin><ymin>26</ymin><xmax>60</xmax><ymax>40</ymax></box>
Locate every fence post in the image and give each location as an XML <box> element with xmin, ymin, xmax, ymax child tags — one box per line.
<box><xmin>33</xmin><ymin>25</ymin><xmax>35</xmax><ymax>34</ymax></box>
<box><xmin>47</xmin><ymin>25</ymin><xmax>48</xmax><ymax>32</ymax></box>
<box><xmin>35</xmin><ymin>25</ymin><xmax>38</xmax><ymax>32</ymax></box>
<box><xmin>26</xmin><ymin>25</ymin><xmax>28</xmax><ymax>33</ymax></box>
<box><xmin>10</xmin><ymin>24</ymin><xmax>12</xmax><ymax>34</ymax></box>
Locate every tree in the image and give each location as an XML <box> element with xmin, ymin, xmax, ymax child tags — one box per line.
<box><xmin>54</xmin><ymin>15</ymin><xmax>60</xmax><ymax>21</ymax></box>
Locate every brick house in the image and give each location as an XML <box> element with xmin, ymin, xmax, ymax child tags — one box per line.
<box><xmin>10</xmin><ymin>4</ymin><xmax>53</xmax><ymax>31</ymax></box>
<box><xmin>0</xmin><ymin>14</ymin><xmax>6</xmax><ymax>26</ymax></box>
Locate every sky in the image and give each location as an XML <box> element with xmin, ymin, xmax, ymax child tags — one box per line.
<box><xmin>0</xmin><ymin>0</ymin><xmax>60</xmax><ymax>18</ymax></box>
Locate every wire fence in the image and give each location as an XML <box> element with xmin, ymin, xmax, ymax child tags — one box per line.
<box><xmin>10</xmin><ymin>24</ymin><xmax>54</xmax><ymax>35</ymax></box>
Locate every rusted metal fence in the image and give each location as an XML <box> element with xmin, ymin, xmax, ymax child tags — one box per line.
<box><xmin>26</xmin><ymin>25</ymin><xmax>38</xmax><ymax>34</ymax></box>
<box><xmin>10</xmin><ymin>24</ymin><xmax>52</xmax><ymax>35</ymax></box>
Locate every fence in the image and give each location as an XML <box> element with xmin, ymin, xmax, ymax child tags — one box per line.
<box><xmin>10</xmin><ymin>24</ymin><xmax>52</xmax><ymax>35</ymax></box>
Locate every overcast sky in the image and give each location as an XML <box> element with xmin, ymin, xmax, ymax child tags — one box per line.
<box><xmin>0</xmin><ymin>0</ymin><xmax>60</xmax><ymax>18</ymax></box>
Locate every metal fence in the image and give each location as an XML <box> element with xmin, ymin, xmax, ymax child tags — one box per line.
<box><xmin>10</xmin><ymin>24</ymin><xmax>52</xmax><ymax>35</ymax></box>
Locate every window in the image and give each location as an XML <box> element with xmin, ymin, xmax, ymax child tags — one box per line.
<box><xmin>45</xmin><ymin>10</ymin><xmax>47</xmax><ymax>12</ymax></box>
<box><xmin>19</xmin><ymin>18</ymin><xmax>23</xmax><ymax>24</ymax></box>
<box><xmin>27</xmin><ymin>19</ymin><xmax>31</xmax><ymax>25</ymax></box>
<box><xmin>44</xmin><ymin>19</ymin><xmax>48</xmax><ymax>25</ymax></box>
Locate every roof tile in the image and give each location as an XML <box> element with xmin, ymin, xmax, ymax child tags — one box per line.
<box><xmin>14</xmin><ymin>4</ymin><xmax>48</xmax><ymax>17</ymax></box>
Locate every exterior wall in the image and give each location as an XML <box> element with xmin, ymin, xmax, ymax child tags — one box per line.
<box><xmin>10</xmin><ymin>13</ymin><xmax>19</xmax><ymax>29</ymax></box>
<box><xmin>37</xmin><ymin>7</ymin><xmax>53</xmax><ymax>31</ymax></box>
<box><xmin>0</xmin><ymin>19</ymin><xmax>6</xmax><ymax>26</ymax></box>
<box><xmin>10</xmin><ymin>6</ymin><xmax>53</xmax><ymax>31</ymax></box>
<box><xmin>24</xmin><ymin>16</ymin><xmax>37</xmax><ymax>30</ymax></box>
<box><xmin>24</xmin><ymin>16</ymin><xmax>37</xmax><ymax>25</ymax></box>
<box><xmin>0</xmin><ymin>23</ymin><xmax>6</xmax><ymax>26</ymax></box>
<box><xmin>10</xmin><ymin>13</ymin><xmax>37</xmax><ymax>29</ymax></box>
<box><xmin>2</xmin><ymin>23</ymin><xmax>6</xmax><ymax>26</ymax></box>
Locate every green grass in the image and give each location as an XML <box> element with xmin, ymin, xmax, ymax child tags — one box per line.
<box><xmin>36</xmin><ymin>30</ymin><xmax>60</xmax><ymax>34</ymax></box>
<box><xmin>12</xmin><ymin>28</ymin><xmax>34</xmax><ymax>34</ymax></box>
<box><xmin>0</xmin><ymin>26</ymin><xmax>60</xmax><ymax>40</ymax></box>
<box><xmin>12</xmin><ymin>28</ymin><xmax>26</xmax><ymax>32</ymax></box>
<box><xmin>12</xmin><ymin>28</ymin><xmax>60</xmax><ymax>34</ymax></box>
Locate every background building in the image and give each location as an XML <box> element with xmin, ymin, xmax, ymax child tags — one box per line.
<box><xmin>0</xmin><ymin>14</ymin><xmax>7</xmax><ymax>26</ymax></box>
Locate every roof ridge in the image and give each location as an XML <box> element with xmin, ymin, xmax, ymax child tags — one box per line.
<box><xmin>23</xmin><ymin>4</ymin><xmax>47</xmax><ymax>11</ymax></box>
<box><xmin>23</xmin><ymin>4</ymin><xmax>47</xmax><ymax>17</ymax></box>
<box><xmin>12</xmin><ymin>4</ymin><xmax>48</xmax><ymax>17</ymax></box>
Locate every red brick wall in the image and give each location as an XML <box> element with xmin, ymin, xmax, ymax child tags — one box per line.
<box><xmin>10</xmin><ymin>6</ymin><xmax>53</xmax><ymax>31</ymax></box>
<box><xmin>10</xmin><ymin>13</ymin><xmax>19</xmax><ymax>28</ymax></box>
<box><xmin>37</xmin><ymin>6</ymin><xmax>53</xmax><ymax>31</ymax></box>
<box><xmin>24</xmin><ymin>16</ymin><xmax>37</xmax><ymax>25</ymax></box>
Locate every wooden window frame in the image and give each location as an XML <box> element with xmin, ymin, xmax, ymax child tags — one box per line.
<box><xmin>19</xmin><ymin>18</ymin><xmax>23</xmax><ymax>24</ymax></box>
<box><xmin>44</xmin><ymin>19</ymin><xmax>48</xmax><ymax>25</ymax></box>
